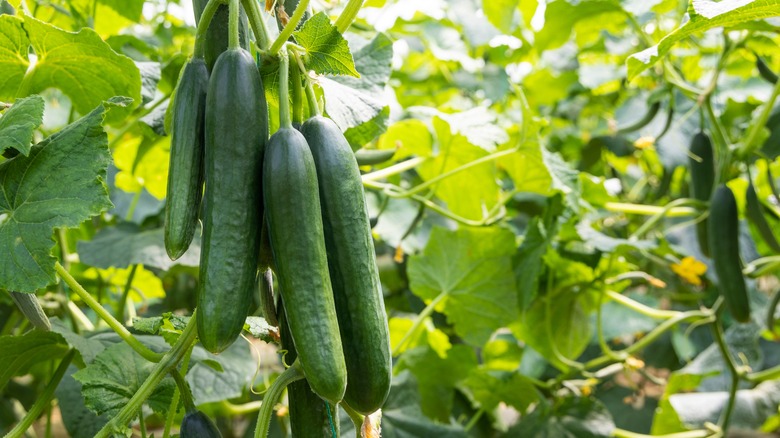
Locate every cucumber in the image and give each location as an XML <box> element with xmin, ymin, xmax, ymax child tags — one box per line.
<box><xmin>164</xmin><ymin>58</ymin><xmax>209</xmax><ymax>261</ymax></box>
<box><xmin>301</xmin><ymin>116</ymin><xmax>391</xmax><ymax>414</ymax></box>
<box><xmin>355</xmin><ymin>148</ymin><xmax>396</xmax><ymax>166</ymax></box>
<box><xmin>197</xmin><ymin>48</ymin><xmax>268</xmax><ymax>354</ymax></box>
<box><xmin>181</xmin><ymin>410</ymin><xmax>222</xmax><ymax>438</ymax></box>
<box><xmin>689</xmin><ymin>132</ymin><xmax>715</xmax><ymax>257</ymax></box>
<box><xmin>745</xmin><ymin>180</ymin><xmax>780</xmax><ymax>253</ymax></box>
<box><xmin>274</xmin><ymin>0</ymin><xmax>311</xmax><ymax>32</ymax></box>
<box><xmin>192</xmin><ymin>0</ymin><xmax>250</xmax><ymax>72</ymax></box>
<box><xmin>279</xmin><ymin>301</ymin><xmax>338</xmax><ymax>438</ymax></box>
<box><xmin>9</xmin><ymin>291</ymin><xmax>50</xmax><ymax>331</ymax></box>
<box><xmin>0</xmin><ymin>0</ymin><xmax>14</xmax><ymax>15</ymax></box>
<box><xmin>263</xmin><ymin>127</ymin><xmax>346</xmax><ymax>403</ymax></box>
<box><xmin>708</xmin><ymin>185</ymin><xmax>751</xmax><ymax>323</ymax></box>
<box><xmin>756</xmin><ymin>55</ymin><xmax>779</xmax><ymax>85</ymax></box>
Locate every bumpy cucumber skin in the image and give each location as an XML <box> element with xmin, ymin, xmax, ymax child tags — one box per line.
<box><xmin>279</xmin><ymin>302</ymin><xmax>339</xmax><ymax>438</ymax></box>
<box><xmin>192</xmin><ymin>0</ymin><xmax>250</xmax><ymax>72</ymax></box>
<box><xmin>746</xmin><ymin>182</ymin><xmax>780</xmax><ymax>253</ymax></box>
<box><xmin>263</xmin><ymin>127</ymin><xmax>346</xmax><ymax>403</ymax></box>
<box><xmin>180</xmin><ymin>410</ymin><xmax>222</xmax><ymax>438</ymax></box>
<box><xmin>689</xmin><ymin>132</ymin><xmax>715</xmax><ymax>257</ymax></box>
<box><xmin>198</xmin><ymin>49</ymin><xmax>268</xmax><ymax>354</ymax></box>
<box><xmin>301</xmin><ymin>116</ymin><xmax>391</xmax><ymax>414</ymax></box>
<box><xmin>9</xmin><ymin>291</ymin><xmax>50</xmax><ymax>331</ymax></box>
<box><xmin>708</xmin><ymin>185</ymin><xmax>751</xmax><ymax>323</ymax></box>
<box><xmin>164</xmin><ymin>58</ymin><xmax>208</xmax><ymax>261</ymax></box>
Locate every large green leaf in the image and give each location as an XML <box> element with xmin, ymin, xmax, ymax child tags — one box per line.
<box><xmin>0</xmin><ymin>94</ymin><xmax>44</xmax><ymax>156</ymax></box>
<box><xmin>503</xmin><ymin>397</ymin><xmax>616</xmax><ymax>437</ymax></box>
<box><xmin>0</xmin><ymin>15</ymin><xmax>28</xmax><ymax>101</ymax></box>
<box><xmin>294</xmin><ymin>12</ymin><xmax>359</xmax><ymax>77</ymax></box>
<box><xmin>0</xmin><ymin>330</ymin><xmax>70</xmax><ymax>390</ymax></box>
<box><xmin>627</xmin><ymin>0</ymin><xmax>780</xmax><ymax>79</ymax></box>
<box><xmin>407</xmin><ymin>226</ymin><xmax>518</xmax><ymax>346</ymax></box>
<box><xmin>0</xmin><ymin>99</ymin><xmax>124</xmax><ymax>293</ymax></box>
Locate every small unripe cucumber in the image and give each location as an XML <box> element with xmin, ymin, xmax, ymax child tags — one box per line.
<box><xmin>192</xmin><ymin>0</ymin><xmax>250</xmax><ymax>72</ymax></box>
<box><xmin>708</xmin><ymin>185</ymin><xmax>751</xmax><ymax>323</ymax></box>
<box><xmin>689</xmin><ymin>132</ymin><xmax>715</xmax><ymax>257</ymax></box>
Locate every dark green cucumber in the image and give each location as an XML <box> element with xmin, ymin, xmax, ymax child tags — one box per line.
<box><xmin>745</xmin><ymin>181</ymin><xmax>780</xmax><ymax>253</ymax></box>
<box><xmin>756</xmin><ymin>55</ymin><xmax>779</xmax><ymax>85</ymax></box>
<box><xmin>164</xmin><ymin>58</ymin><xmax>209</xmax><ymax>261</ymax></box>
<box><xmin>301</xmin><ymin>116</ymin><xmax>391</xmax><ymax>414</ymax></box>
<box><xmin>192</xmin><ymin>0</ymin><xmax>250</xmax><ymax>72</ymax></box>
<box><xmin>274</xmin><ymin>0</ymin><xmax>311</xmax><ymax>32</ymax></box>
<box><xmin>708</xmin><ymin>185</ymin><xmax>751</xmax><ymax>323</ymax></box>
<box><xmin>9</xmin><ymin>291</ymin><xmax>50</xmax><ymax>331</ymax></box>
<box><xmin>198</xmin><ymin>48</ymin><xmax>268</xmax><ymax>354</ymax></box>
<box><xmin>616</xmin><ymin>101</ymin><xmax>661</xmax><ymax>135</ymax></box>
<box><xmin>263</xmin><ymin>127</ymin><xmax>346</xmax><ymax>403</ymax></box>
<box><xmin>181</xmin><ymin>410</ymin><xmax>222</xmax><ymax>438</ymax></box>
<box><xmin>689</xmin><ymin>132</ymin><xmax>715</xmax><ymax>257</ymax></box>
<box><xmin>279</xmin><ymin>301</ymin><xmax>338</xmax><ymax>438</ymax></box>
<box><xmin>0</xmin><ymin>0</ymin><xmax>14</xmax><ymax>15</ymax></box>
<box><xmin>355</xmin><ymin>148</ymin><xmax>396</xmax><ymax>166</ymax></box>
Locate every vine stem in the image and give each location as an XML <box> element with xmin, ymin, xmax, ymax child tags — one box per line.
<box><xmin>228</xmin><ymin>0</ymin><xmax>241</xmax><ymax>50</ymax></box>
<box><xmin>115</xmin><ymin>264</ymin><xmax>139</xmax><ymax>322</ymax></box>
<box><xmin>334</xmin><ymin>0</ymin><xmax>365</xmax><ymax>33</ymax></box>
<box><xmin>629</xmin><ymin>198</ymin><xmax>701</xmax><ymax>240</ymax></box>
<box><xmin>361</xmin><ymin>157</ymin><xmax>428</xmax><ymax>182</ymax></box>
<box><xmin>290</xmin><ymin>53</ymin><xmax>304</xmax><ymax>124</ymax></box>
<box><xmin>241</xmin><ymin>0</ymin><xmax>271</xmax><ymax>51</ymax></box>
<box><xmin>710</xmin><ymin>319</ymin><xmax>741</xmax><ymax>431</ymax></box>
<box><xmin>278</xmin><ymin>50</ymin><xmax>292</xmax><ymax>129</ymax></box>
<box><xmin>54</xmin><ymin>262</ymin><xmax>164</xmax><ymax>363</ymax></box>
<box><xmin>254</xmin><ymin>360</ymin><xmax>305</xmax><ymax>438</ymax></box>
<box><xmin>170</xmin><ymin>369</ymin><xmax>196</xmax><ymax>413</ymax></box>
<box><xmin>193</xmin><ymin>0</ymin><xmax>222</xmax><ymax>58</ymax></box>
<box><xmin>5</xmin><ymin>349</ymin><xmax>75</xmax><ymax>438</ymax></box>
<box><xmin>341</xmin><ymin>403</ymin><xmax>365</xmax><ymax>432</ymax></box>
<box><xmin>605</xmin><ymin>290</ymin><xmax>681</xmax><ymax>320</ymax></box>
<box><xmin>162</xmin><ymin>344</ymin><xmax>195</xmax><ymax>438</ymax></box>
<box><xmin>94</xmin><ymin>315</ymin><xmax>199</xmax><ymax>438</ymax></box>
<box><xmin>605</xmin><ymin>202</ymin><xmax>698</xmax><ymax>217</ymax></box>
<box><xmin>612</xmin><ymin>428</ymin><xmax>713</xmax><ymax>438</ymax></box>
<box><xmin>738</xmin><ymin>74</ymin><xmax>780</xmax><ymax>159</ymax></box>
<box><xmin>292</xmin><ymin>50</ymin><xmax>321</xmax><ymax>117</ymax></box>
<box><xmin>391</xmin><ymin>292</ymin><xmax>448</xmax><ymax>356</ymax></box>
<box><xmin>269</xmin><ymin>0</ymin><xmax>310</xmax><ymax>55</ymax></box>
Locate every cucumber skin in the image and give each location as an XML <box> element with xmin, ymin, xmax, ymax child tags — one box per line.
<box><xmin>192</xmin><ymin>0</ymin><xmax>250</xmax><ymax>72</ymax></box>
<box><xmin>689</xmin><ymin>132</ymin><xmax>715</xmax><ymax>257</ymax></box>
<box><xmin>164</xmin><ymin>58</ymin><xmax>208</xmax><ymax>261</ymax></box>
<box><xmin>301</xmin><ymin>116</ymin><xmax>392</xmax><ymax>414</ymax></box>
<box><xmin>9</xmin><ymin>291</ymin><xmax>51</xmax><ymax>331</ymax></box>
<box><xmin>263</xmin><ymin>127</ymin><xmax>346</xmax><ymax>404</ymax></box>
<box><xmin>708</xmin><ymin>185</ymin><xmax>751</xmax><ymax>323</ymax></box>
<box><xmin>745</xmin><ymin>182</ymin><xmax>780</xmax><ymax>253</ymax></box>
<box><xmin>180</xmin><ymin>410</ymin><xmax>222</xmax><ymax>438</ymax></box>
<box><xmin>198</xmin><ymin>49</ymin><xmax>268</xmax><ymax>354</ymax></box>
<box><xmin>279</xmin><ymin>301</ymin><xmax>338</xmax><ymax>438</ymax></box>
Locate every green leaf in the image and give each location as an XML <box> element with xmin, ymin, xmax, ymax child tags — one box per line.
<box><xmin>73</xmin><ymin>341</ymin><xmax>175</xmax><ymax>418</ymax></box>
<box><xmin>294</xmin><ymin>12</ymin><xmax>359</xmax><ymax>77</ymax></box>
<box><xmin>408</xmin><ymin>226</ymin><xmax>518</xmax><ymax>346</ymax></box>
<box><xmin>50</xmin><ymin>318</ymin><xmax>110</xmax><ymax>365</ymax></box>
<box><xmin>535</xmin><ymin>0</ymin><xmax>623</xmax><ymax>51</ymax></box>
<box><xmin>0</xmin><ymin>330</ymin><xmax>70</xmax><ymax>391</ymax></box>
<box><xmin>187</xmin><ymin>341</ymin><xmax>256</xmax><ymax>405</ymax></box>
<box><xmin>0</xmin><ymin>94</ymin><xmax>44</xmax><ymax>156</ymax></box>
<box><xmin>503</xmin><ymin>397</ymin><xmax>616</xmax><ymax>437</ymax></box>
<box><xmin>244</xmin><ymin>316</ymin><xmax>278</xmax><ymax>344</ymax></box>
<box><xmin>396</xmin><ymin>345</ymin><xmax>478</xmax><ymax>422</ymax></box>
<box><xmin>320</xmin><ymin>32</ymin><xmax>393</xmax><ymax>143</ymax></box>
<box><xmin>99</xmin><ymin>0</ymin><xmax>144</xmax><ymax>22</ymax></box>
<box><xmin>576</xmin><ymin>216</ymin><xmax>656</xmax><ymax>252</ymax></box>
<box><xmin>0</xmin><ymin>99</ymin><xmax>123</xmax><ymax>293</ymax></box>
<box><xmin>55</xmin><ymin>366</ymin><xmax>110</xmax><ymax>438</ymax></box>
<box><xmin>627</xmin><ymin>0</ymin><xmax>780</xmax><ymax>80</ymax></box>
<box><xmin>482</xmin><ymin>0</ymin><xmax>519</xmax><ymax>33</ymax></box>
<box><xmin>0</xmin><ymin>15</ymin><xmax>28</xmax><ymax>101</ymax></box>
<box><xmin>464</xmin><ymin>368</ymin><xmax>542</xmax><ymax>412</ymax></box>
<box><xmin>12</xmin><ymin>15</ymin><xmax>141</xmax><ymax>121</ymax></box>
<box><xmin>77</xmin><ymin>223</ymin><xmax>200</xmax><ymax>271</ymax></box>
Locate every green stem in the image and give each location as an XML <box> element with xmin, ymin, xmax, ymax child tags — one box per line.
<box><xmin>278</xmin><ymin>50</ymin><xmax>292</xmax><ymax>129</ymax></box>
<box><xmin>704</xmin><ymin>98</ymin><xmax>731</xmax><ymax>183</ymax></box>
<box><xmin>228</xmin><ymin>0</ymin><xmax>240</xmax><ymax>50</ymax></box>
<box><xmin>334</xmin><ymin>0</ymin><xmax>365</xmax><ymax>33</ymax></box>
<box><xmin>193</xmin><ymin>0</ymin><xmax>222</xmax><ymax>58</ymax></box>
<box><xmin>391</xmin><ymin>292</ymin><xmax>448</xmax><ymax>356</ymax></box>
<box><xmin>95</xmin><ymin>315</ymin><xmax>199</xmax><ymax>438</ymax></box>
<box><xmin>115</xmin><ymin>264</ymin><xmax>139</xmax><ymax>322</ymax></box>
<box><xmin>163</xmin><ymin>344</ymin><xmax>195</xmax><ymax>438</ymax></box>
<box><xmin>710</xmin><ymin>319</ymin><xmax>740</xmax><ymax>431</ymax></box>
<box><xmin>219</xmin><ymin>400</ymin><xmax>264</xmax><ymax>415</ymax></box>
<box><xmin>139</xmin><ymin>410</ymin><xmax>147</xmax><ymax>438</ymax></box>
<box><xmin>292</xmin><ymin>50</ymin><xmax>321</xmax><ymax>117</ymax></box>
<box><xmin>463</xmin><ymin>409</ymin><xmax>484</xmax><ymax>432</ymax></box>
<box><xmin>241</xmin><ymin>0</ymin><xmax>271</xmax><ymax>51</ymax></box>
<box><xmin>269</xmin><ymin>0</ymin><xmax>310</xmax><ymax>55</ymax></box>
<box><xmin>341</xmin><ymin>403</ymin><xmax>364</xmax><ymax>432</ymax></box>
<box><xmin>738</xmin><ymin>75</ymin><xmax>780</xmax><ymax>159</ymax></box>
<box><xmin>604</xmin><ymin>202</ymin><xmax>698</xmax><ymax>217</ymax></box>
<box><xmin>254</xmin><ymin>360</ymin><xmax>305</xmax><ymax>438</ymax></box>
<box><xmin>5</xmin><ymin>349</ymin><xmax>76</xmax><ymax>438</ymax></box>
<box><xmin>361</xmin><ymin>157</ymin><xmax>429</xmax><ymax>182</ymax></box>
<box><xmin>611</xmin><ymin>428</ymin><xmax>713</xmax><ymax>438</ymax></box>
<box><xmin>630</xmin><ymin>198</ymin><xmax>701</xmax><ymax>240</ymax></box>
<box><xmin>125</xmin><ymin>190</ymin><xmax>141</xmax><ymax>222</ymax></box>
<box><xmin>170</xmin><ymin>369</ymin><xmax>196</xmax><ymax>413</ymax></box>
<box><xmin>55</xmin><ymin>262</ymin><xmax>163</xmax><ymax>363</ymax></box>
<box><xmin>767</xmin><ymin>289</ymin><xmax>780</xmax><ymax>336</ymax></box>
<box><xmin>290</xmin><ymin>55</ymin><xmax>304</xmax><ymax>124</ymax></box>
<box><xmin>606</xmin><ymin>290</ymin><xmax>681</xmax><ymax>320</ymax></box>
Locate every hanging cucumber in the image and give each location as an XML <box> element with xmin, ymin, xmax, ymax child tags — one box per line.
<box><xmin>745</xmin><ymin>180</ymin><xmax>780</xmax><ymax>253</ymax></box>
<box><xmin>279</xmin><ymin>300</ymin><xmax>339</xmax><ymax>437</ymax></box>
<box><xmin>688</xmin><ymin>132</ymin><xmax>715</xmax><ymax>257</ymax></box>
<box><xmin>301</xmin><ymin>116</ymin><xmax>392</xmax><ymax>414</ymax></box>
<box><xmin>756</xmin><ymin>54</ymin><xmax>779</xmax><ymax>85</ymax></box>
<box><xmin>197</xmin><ymin>2</ymin><xmax>268</xmax><ymax>353</ymax></box>
<box><xmin>355</xmin><ymin>148</ymin><xmax>396</xmax><ymax>166</ymax></box>
<box><xmin>192</xmin><ymin>0</ymin><xmax>251</xmax><ymax>72</ymax></box>
<box><xmin>164</xmin><ymin>57</ymin><xmax>209</xmax><ymax>261</ymax></box>
<box><xmin>181</xmin><ymin>410</ymin><xmax>222</xmax><ymax>438</ymax></box>
<box><xmin>708</xmin><ymin>185</ymin><xmax>751</xmax><ymax>323</ymax></box>
<box><xmin>8</xmin><ymin>291</ymin><xmax>51</xmax><ymax>331</ymax></box>
<box><xmin>263</xmin><ymin>52</ymin><xmax>346</xmax><ymax>403</ymax></box>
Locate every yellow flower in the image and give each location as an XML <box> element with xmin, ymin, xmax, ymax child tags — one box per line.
<box><xmin>634</xmin><ymin>136</ymin><xmax>655</xmax><ymax>150</ymax></box>
<box><xmin>671</xmin><ymin>256</ymin><xmax>707</xmax><ymax>286</ymax></box>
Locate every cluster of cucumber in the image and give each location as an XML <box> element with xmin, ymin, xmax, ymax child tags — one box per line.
<box><xmin>164</xmin><ymin>0</ymin><xmax>391</xmax><ymax>433</ymax></box>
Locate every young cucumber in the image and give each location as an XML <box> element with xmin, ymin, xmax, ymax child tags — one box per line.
<box><xmin>745</xmin><ymin>181</ymin><xmax>780</xmax><ymax>253</ymax></box>
<box><xmin>197</xmin><ymin>48</ymin><xmax>268</xmax><ymax>354</ymax></box>
<box><xmin>164</xmin><ymin>58</ymin><xmax>208</xmax><ymax>261</ymax></box>
<box><xmin>279</xmin><ymin>300</ymin><xmax>339</xmax><ymax>438</ymax></box>
<box><xmin>688</xmin><ymin>132</ymin><xmax>715</xmax><ymax>257</ymax></box>
<box><xmin>301</xmin><ymin>116</ymin><xmax>392</xmax><ymax>414</ymax></box>
<box><xmin>180</xmin><ymin>410</ymin><xmax>222</xmax><ymax>438</ymax></box>
<box><xmin>708</xmin><ymin>185</ymin><xmax>751</xmax><ymax>323</ymax></box>
<box><xmin>263</xmin><ymin>127</ymin><xmax>346</xmax><ymax>404</ymax></box>
<box><xmin>192</xmin><ymin>0</ymin><xmax>250</xmax><ymax>71</ymax></box>
<box><xmin>9</xmin><ymin>291</ymin><xmax>51</xmax><ymax>331</ymax></box>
